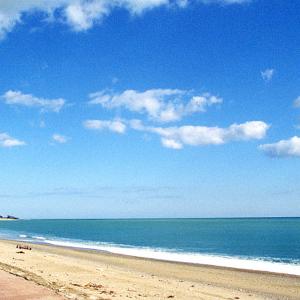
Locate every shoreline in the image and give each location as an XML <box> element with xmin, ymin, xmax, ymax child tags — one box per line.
<box><xmin>31</xmin><ymin>241</ymin><xmax>300</xmax><ymax>279</ymax></box>
<box><xmin>8</xmin><ymin>236</ymin><xmax>300</xmax><ymax>277</ymax></box>
<box><xmin>0</xmin><ymin>239</ymin><xmax>299</xmax><ymax>299</ymax></box>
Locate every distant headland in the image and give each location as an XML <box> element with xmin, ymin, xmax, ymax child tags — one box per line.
<box><xmin>0</xmin><ymin>215</ymin><xmax>19</xmax><ymax>220</ymax></box>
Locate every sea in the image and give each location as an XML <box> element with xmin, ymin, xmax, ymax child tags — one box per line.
<box><xmin>0</xmin><ymin>218</ymin><xmax>299</xmax><ymax>275</ymax></box>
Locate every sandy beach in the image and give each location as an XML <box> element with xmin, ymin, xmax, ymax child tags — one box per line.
<box><xmin>0</xmin><ymin>240</ymin><xmax>299</xmax><ymax>300</ymax></box>
<box><xmin>0</xmin><ymin>269</ymin><xmax>63</xmax><ymax>299</ymax></box>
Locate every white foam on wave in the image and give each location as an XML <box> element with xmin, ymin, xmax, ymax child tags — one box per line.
<box><xmin>32</xmin><ymin>236</ymin><xmax>46</xmax><ymax>240</ymax></box>
<box><xmin>19</xmin><ymin>234</ymin><xmax>27</xmax><ymax>238</ymax></box>
<box><xmin>44</xmin><ymin>239</ymin><xmax>300</xmax><ymax>276</ymax></box>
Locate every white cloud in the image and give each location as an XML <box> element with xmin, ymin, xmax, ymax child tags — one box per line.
<box><xmin>0</xmin><ymin>133</ymin><xmax>25</xmax><ymax>148</ymax></box>
<box><xmin>176</xmin><ymin>0</ymin><xmax>189</xmax><ymax>8</ymax></box>
<box><xmin>261</xmin><ymin>68</ymin><xmax>275</xmax><ymax>82</ymax></box>
<box><xmin>64</xmin><ymin>1</ymin><xmax>110</xmax><ymax>32</ymax></box>
<box><xmin>200</xmin><ymin>0</ymin><xmax>250</xmax><ymax>3</ymax></box>
<box><xmin>2</xmin><ymin>90</ymin><xmax>66</xmax><ymax>112</ymax></box>
<box><xmin>293</xmin><ymin>96</ymin><xmax>300</xmax><ymax>108</ymax></box>
<box><xmin>89</xmin><ymin>89</ymin><xmax>222</xmax><ymax>122</ymax></box>
<box><xmin>186</xmin><ymin>93</ymin><xmax>223</xmax><ymax>113</ymax></box>
<box><xmin>120</xmin><ymin>0</ymin><xmax>170</xmax><ymax>14</ymax></box>
<box><xmin>129</xmin><ymin>119</ymin><xmax>146</xmax><ymax>130</ymax></box>
<box><xmin>0</xmin><ymin>0</ymin><xmax>251</xmax><ymax>39</ymax></box>
<box><xmin>52</xmin><ymin>134</ymin><xmax>69</xmax><ymax>143</ymax></box>
<box><xmin>0</xmin><ymin>1</ymin><xmax>59</xmax><ymax>39</ymax></box>
<box><xmin>133</xmin><ymin>120</ymin><xmax>269</xmax><ymax>149</ymax></box>
<box><xmin>161</xmin><ymin>138</ymin><xmax>183</xmax><ymax>149</ymax></box>
<box><xmin>259</xmin><ymin>136</ymin><xmax>300</xmax><ymax>158</ymax></box>
<box><xmin>83</xmin><ymin>119</ymin><xmax>126</xmax><ymax>133</ymax></box>
<box><xmin>84</xmin><ymin>116</ymin><xmax>268</xmax><ymax>149</ymax></box>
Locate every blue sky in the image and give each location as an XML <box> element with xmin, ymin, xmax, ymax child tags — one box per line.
<box><xmin>0</xmin><ymin>0</ymin><xmax>300</xmax><ymax>218</ymax></box>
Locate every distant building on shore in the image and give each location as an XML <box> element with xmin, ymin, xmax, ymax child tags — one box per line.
<box><xmin>0</xmin><ymin>215</ymin><xmax>19</xmax><ymax>220</ymax></box>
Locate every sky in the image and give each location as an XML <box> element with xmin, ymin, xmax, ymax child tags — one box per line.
<box><xmin>0</xmin><ymin>0</ymin><xmax>300</xmax><ymax>218</ymax></box>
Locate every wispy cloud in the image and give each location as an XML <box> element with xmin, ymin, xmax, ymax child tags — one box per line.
<box><xmin>261</xmin><ymin>68</ymin><xmax>275</xmax><ymax>82</ymax></box>
<box><xmin>89</xmin><ymin>89</ymin><xmax>222</xmax><ymax>122</ymax></box>
<box><xmin>293</xmin><ymin>96</ymin><xmax>300</xmax><ymax>108</ymax></box>
<box><xmin>0</xmin><ymin>0</ymin><xmax>252</xmax><ymax>39</ymax></box>
<box><xmin>83</xmin><ymin>119</ymin><xmax>127</xmax><ymax>134</ymax></box>
<box><xmin>52</xmin><ymin>134</ymin><xmax>69</xmax><ymax>144</ymax></box>
<box><xmin>0</xmin><ymin>132</ymin><xmax>25</xmax><ymax>148</ymax></box>
<box><xmin>259</xmin><ymin>136</ymin><xmax>300</xmax><ymax>158</ymax></box>
<box><xmin>2</xmin><ymin>90</ymin><xmax>66</xmax><ymax>112</ymax></box>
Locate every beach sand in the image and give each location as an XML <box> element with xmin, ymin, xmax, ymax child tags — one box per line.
<box><xmin>0</xmin><ymin>269</ymin><xmax>63</xmax><ymax>299</ymax></box>
<box><xmin>0</xmin><ymin>239</ymin><xmax>299</xmax><ymax>300</ymax></box>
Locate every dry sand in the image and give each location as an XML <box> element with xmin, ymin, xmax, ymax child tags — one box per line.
<box><xmin>0</xmin><ymin>239</ymin><xmax>299</xmax><ymax>300</ymax></box>
<box><xmin>0</xmin><ymin>269</ymin><xmax>62</xmax><ymax>299</ymax></box>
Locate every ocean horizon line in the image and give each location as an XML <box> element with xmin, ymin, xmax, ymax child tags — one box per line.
<box><xmin>16</xmin><ymin>216</ymin><xmax>300</xmax><ymax>221</ymax></box>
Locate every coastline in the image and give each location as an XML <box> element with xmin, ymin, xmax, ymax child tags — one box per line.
<box><xmin>0</xmin><ymin>239</ymin><xmax>299</xmax><ymax>299</ymax></box>
<box><xmin>42</xmin><ymin>238</ymin><xmax>300</xmax><ymax>276</ymax></box>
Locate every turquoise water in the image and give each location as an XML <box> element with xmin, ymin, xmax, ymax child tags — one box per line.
<box><xmin>0</xmin><ymin>218</ymin><xmax>299</xmax><ymax>274</ymax></box>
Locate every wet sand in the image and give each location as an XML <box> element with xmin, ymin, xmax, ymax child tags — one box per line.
<box><xmin>0</xmin><ymin>239</ymin><xmax>299</xmax><ymax>299</ymax></box>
